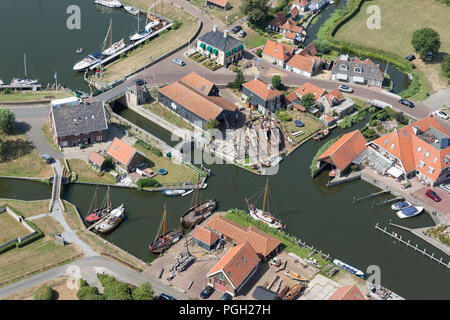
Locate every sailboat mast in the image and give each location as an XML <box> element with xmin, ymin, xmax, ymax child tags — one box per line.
<box><xmin>162</xmin><ymin>204</ymin><xmax>166</xmax><ymax>243</ymax></box>
<box><xmin>109</xmin><ymin>18</ymin><xmax>112</xmax><ymax>48</ymax></box>
<box><xmin>262</xmin><ymin>178</ymin><xmax>268</xmax><ymax>212</ymax></box>
<box><xmin>24</xmin><ymin>54</ymin><xmax>27</xmax><ymax>78</ymax></box>
<box><xmin>94</xmin><ymin>186</ymin><xmax>98</xmax><ymax>210</ymax></box>
<box><xmin>194</xmin><ymin>175</ymin><xmax>200</xmax><ymax>213</ymax></box>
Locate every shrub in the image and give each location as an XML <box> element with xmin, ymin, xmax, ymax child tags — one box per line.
<box><xmin>103</xmin><ymin>281</ymin><xmax>133</xmax><ymax>300</ymax></box>
<box><xmin>79</xmin><ymin>278</ymin><xmax>88</xmax><ymax>288</ymax></box>
<box><xmin>369</xmin><ymin>119</ymin><xmax>378</xmax><ymax>127</ymax></box>
<box><xmin>0</xmin><ymin>241</ymin><xmax>17</xmax><ymax>255</ymax></box>
<box><xmin>441</xmin><ymin>54</ymin><xmax>450</xmax><ymax>78</ymax></box>
<box><xmin>34</xmin><ymin>286</ymin><xmax>55</xmax><ymax>300</ymax></box>
<box><xmin>275</xmin><ymin>110</ymin><xmax>292</xmax><ymax>122</ymax></box>
<box><xmin>271</xmin><ymin>75</ymin><xmax>283</xmax><ymax>90</ymax></box>
<box><xmin>16</xmin><ymin>221</ymin><xmax>43</xmax><ymax>248</ymax></box>
<box><xmin>136</xmin><ymin>140</ymin><xmax>163</xmax><ymax>157</ymax></box>
<box><xmin>77</xmin><ymin>286</ymin><xmax>105</xmax><ymax>300</ymax></box>
<box><xmin>136</xmin><ymin>178</ymin><xmax>161</xmax><ymax>190</ymax></box>
<box><xmin>172</xmin><ymin>20</ymin><xmax>182</xmax><ymax>30</ymax></box>
<box><xmin>376</xmin><ymin>112</ymin><xmax>389</xmax><ymax>121</ymax></box>
<box><xmin>0</xmin><ymin>108</ymin><xmax>16</xmax><ymax>134</ymax></box>
<box><xmin>313</xmin><ymin>39</ymin><xmax>331</xmax><ymax>54</ymax></box>
<box><xmin>256</xmin><ymin>48</ymin><xmax>262</xmax><ymax>57</ymax></box>
<box><xmin>132</xmin><ymin>282</ymin><xmax>155</xmax><ymax>300</ymax></box>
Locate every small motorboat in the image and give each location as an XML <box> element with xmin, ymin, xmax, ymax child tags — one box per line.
<box><xmin>368</xmin><ymin>284</ymin><xmax>404</xmax><ymax>300</ymax></box>
<box><xmin>162</xmin><ymin>189</ymin><xmax>186</xmax><ymax>197</ymax></box>
<box><xmin>124</xmin><ymin>5</ymin><xmax>139</xmax><ymax>15</ymax></box>
<box><xmin>333</xmin><ymin>259</ymin><xmax>365</xmax><ymax>277</ymax></box>
<box><xmin>396</xmin><ymin>206</ymin><xmax>423</xmax><ymax>219</ymax></box>
<box><xmin>76</xmin><ymin>48</ymin><xmax>83</xmax><ymax>54</ymax></box>
<box><xmin>391</xmin><ymin>201</ymin><xmax>410</xmax><ymax>211</ymax></box>
<box><xmin>94</xmin><ymin>0</ymin><xmax>122</xmax><ymax>8</ymax></box>
<box><xmin>73</xmin><ymin>52</ymin><xmax>102</xmax><ymax>72</ymax></box>
<box><xmin>408</xmin><ymin>74</ymin><xmax>413</xmax><ymax>81</ymax></box>
<box><xmin>284</xmin><ymin>270</ymin><xmax>307</xmax><ymax>281</ymax></box>
<box><xmin>329</xmin><ymin>169</ymin><xmax>337</xmax><ymax>178</ymax></box>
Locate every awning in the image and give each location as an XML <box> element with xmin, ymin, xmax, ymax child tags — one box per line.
<box><xmin>226</xmin><ymin>50</ymin><xmax>231</xmax><ymax>57</ymax></box>
<box><xmin>212</xmin><ymin>48</ymin><xmax>218</xmax><ymax>55</ymax></box>
<box><xmin>232</xmin><ymin>47</ymin><xmax>238</xmax><ymax>53</ymax></box>
<box><xmin>387</xmin><ymin>166</ymin><xmax>403</xmax><ymax>178</ymax></box>
<box><xmin>200</xmin><ymin>43</ymin><xmax>206</xmax><ymax>49</ymax></box>
<box><xmin>336</xmin><ymin>73</ymin><xmax>348</xmax><ymax>81</ymax></box>
<box><xmin>238</xmin><ymin>44</ymin><xmax>244</xmax><ymax>51</ymax></box>
<box><xmin>352</xmin><ymin>75</ymin><xmax>365</xmax><ymax>83</ymax></box>
<box><xmin>206</xmin><ymin>46</ymin><xmax>212</xmax><ymax>52</ymax></box>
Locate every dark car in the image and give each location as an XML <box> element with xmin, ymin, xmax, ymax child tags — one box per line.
<box><xmin>405</xmin><ymin>54</ymin><xmax>416</xmax><ymax>61</ymax></box>
<box><xmin>425</xmin><ymin>51</ymin><xmax>433</xmax><ymax>62</ymax></box>
<box><xmin>159</xmin><ymin>293</ymin><xmax>176</xmax><ymax>300</ymax></box>
<box><xmin>425</xmin><ymin>189</ymin><xmax>441</xmax><ymax>202</ymax></box>
<box><xmin>220</xmin><ymin>293</ymin><xmax>233</xmax><ymax>300</ymax></box>
<box><xmin>41</xmin><ymin>153</ymin><xmax>54</xmax><ymax>164</ymax></box>
<box><xmin>399</xmin><ymin>99</ymin><xmax>414</xmax><ymax>108</ymax></box>
<box><xmin>200</xmin><ymin>286</ymin><xmax>214</xmax><ymax>299</ymax></box>
<box><xmin>134</xmin><ymin>79</ymin><xmax>146</xmax><ymax>86</ymax></box>
<box><xmin>231</xmin><ymin>25</ymin><xmax>242</xmax><ymax>34</ymax></box>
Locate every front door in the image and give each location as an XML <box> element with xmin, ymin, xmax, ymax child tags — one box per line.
<box><xmin>214</xmin><ymin>278</ymin><xmax>227</xmax><ymax>292</ymax></box>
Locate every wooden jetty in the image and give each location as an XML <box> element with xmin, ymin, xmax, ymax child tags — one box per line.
<box><xmin>87</xmin><ymin>212</ymin><xmax>112</xmax><ymax>231</ymax></box>
<box><xmin>353</xmin><ymin>190</ymin><xmax>390</xmax><ymax>204</ymax></box>
<box><xmin>371</xmin><ymin>196</ymin><xmax>402</xmax><ymax>208</ymax></box>
<box><xmin>0</xmin><ymin>83</ymin><xmax>42</xmax><ymax>91</ymax></box>
<box><xmin>374</xmin><ymin>223</ymin><xmax>450</xmax><ymax>269</ymax></box>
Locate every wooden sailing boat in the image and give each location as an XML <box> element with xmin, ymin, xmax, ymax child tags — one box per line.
<box><xmin>284</xmin><ymin>270</ymin><xmax>307</xmax><ymax>282</ymax></box>
<box><xmin>85</xmin><ymin>186</ymin><xmax>112</xmax><ymax>223</ymax></box>
<box><xmin>102</xmin><ymin>18</ymin><xmax>126</xmax><ymax>56</ymax></box>
<box><xmin>282</xmin><ymin>283</ymin><xmax>304</xmax><ymax>300</ymax></box>
<box><xmin>149</xmin><ymin>204</ymin><xmax>183</xmax><ymax>254</ymax></box>
<box><xmin>245</xmin><ymin>178</ymin><xmax>284</xmax><ymax>230</ymax></box>
<box><xmin>95</xmin><ymin>204</ymin><xmax>125</xmax><ymax>234</ymax></box>
<box><xmin>180</xmin><ymin>175</ymin><xmax>216</xmax><ymax>228</ymax></box>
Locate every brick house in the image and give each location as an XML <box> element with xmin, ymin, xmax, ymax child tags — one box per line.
<box><xmin>206</xmin><ymin>241</ymin><xmax>260</xmax><ymax>296</ymax></box>
<box><xmin>261</xmin><ymin>39</ymin><xmax>295</xmax><ymax>67</ymax></box>
<box><xmin>206</xmin><ymin>0</ymin><xmax>230</xmax><ymax>10</ymax></box>
<box><xmin>242</xmin><ymin>78</ymin><xmax>284</xmax><ymax>115</ymax></box>
<box><xmin>106</xmin><ymin>138</ymin><xmax>146</xmax><ymax>173</ymax></box>
<box><xmin>50</xmin><ymin>102</ymin><xmax>108</xmax><ymax>148</ymax></box>
<box><xmin>192</xmin><ymin>225</ymin><xmax>221</xmax><ymax>251</ymax></box>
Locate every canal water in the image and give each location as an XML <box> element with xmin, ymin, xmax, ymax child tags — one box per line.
<box><xmin>1</xmin><ymin>113</ymin><xmax>449</xmax><ymax>299</ymax></box>
<box><xmin>0</xmin><ymin>0</ymin><xmax>139</xmax><ymax>91</ymax></box>
<box><xmin>303</xmin><ymin>0</ymin><xmax>410</xmax><ymax>94</ymax></box>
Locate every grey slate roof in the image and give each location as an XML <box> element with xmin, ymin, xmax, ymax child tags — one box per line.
<box><xmin>252</xmin><ymin>286</ymin><xmax>277</xmax><ymax>300</ymax></box>
<box><xmin>198</xmin><ymin>30</ymin><xmax>243</xmax><ymax>52</ymax></box>
<box><xmin>51</xmin><ymin>102</ymin><xmax>108</xmax><ymax>137</ymax></box>
<box><xmin>331</xmin><ymin>55</ymin><xmax>383</xmax><ymax>81</ymax></box>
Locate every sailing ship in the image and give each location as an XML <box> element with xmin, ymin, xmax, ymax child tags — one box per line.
<box><xmin>149</xmin><ymin>204</ymin><xmax>183</xmax><ymax>254</ymax></box>
<box><xmin>333</xmin><ymin>259</ymin><xmax>365</xmax><ymax>277</ymax></box>
<box><xmin>180</xmin><ymin>177</ymin><xmax>216</xmax><ymax>228</ymax></box>
<box><xmin>396</xmin><ymin>206</ymin><xmax>423</xmax><ymax>219</ymax></box>
<box><xmin>94</xmin><ymin>0</ymin><xmax>123</xmax><ymax>8</ymax></box>
<box><xmin>11</xmin><ymin>54</ymin><xmax>40</xmax><ymax>86</ymax></box>
<box><xmin>85</xmin><ymin>186</ymin><xmax>112</xmax><ymax>223</ymax></box>
<box><xmin>282</xmin><ymin>283</ymin><xmax>304</xmax><ymax>300</ymax></box>
<box><xmin>368</xmin><ymin>284</ymin><xmax>404</xmax><ymax>300</ymax></box>
<box><xmin>130</xmin><ymin>3</ymin><xmax>151</xmax><ymax>41</ymax></box>
<box><xmin>95</xmin><ymin>204</ymin><xmax>125</xmax><ymax>234</ymax></box>
<box><xmin>101</xmin><ymin>18</ymin><xmax>126</xmax><ymax>56</ymax></box>
<box><xmin>73</xmin><ymin>52</ymin><xmax>102</xmax><ymax>72</ymax></box>
<box><xmin>284</xmin><ymin>270</ymin><xmax>307</xmax><ymax>281</ymax></box>
<box><xmin>124</xmin><ymin>5</ymin><xmax>140</xmax><ymax>15</ymax></box>
<box><xmin>245</xmin><ymin>178</ymin><xmax>284</xmax><ymax>230</ymax></box>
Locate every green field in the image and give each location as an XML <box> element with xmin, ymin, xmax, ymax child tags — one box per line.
<box><xmin>0</xmin><ymin>200</ymin><xmax>49</xmax><ymax>218</ymax></box>
<box><xmin>0</xmin><ymin>213</ymin><xmax>30</xmax><ymax>244</ymax></box>
<box><xmin>67</xmin><ymin>159</ymin><xmax>117</xmax><ymax>185</ymax></box>
<box><xmin>143</xmin><ymin>102</ymin><xmax>194</xmax><ymax>131</ymax></box>
<box><xmin>190</xmin><ymin>0</ymin><xmax>243</xmax><ymax>26</ymax></box>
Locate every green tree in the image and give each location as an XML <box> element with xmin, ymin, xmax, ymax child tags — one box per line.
<box><xmin>301</xmin><ymin>93</ymin><xmax>316</xmax><ymax>109</ymax></box>
<box><xmin>313</xmin><ymin>39</ymin><xmax>331</xmax><ymax>54</ymax></box>
<box><xmin>132</xmin><ymin>282</ymin><xmax>155</xmax><ymax>300</ymax></box>
<box><xmin>256</xmin><ymin>48</ymin><xmax>262</xmax><ymax>57</ymax></box>
<box><xmin>442</xmin><ymin>54</ymin><xmax>450</xmax><ymax>78</ymax></box>
<box><xmin>103</xmin><ymin>157</ymin><xmax>114</xmax><ymax>171</ymax></box>
<box><xmin>34</xmin><ymin>286</ymin><xmax>55</xmax><ymax>300</ymax></box>
<box><xmin>0</xmin><ymin>108</ymin><xmax>15</xmax><ymax>134</ymax></box>
<box><xmin>103</xmin><ymin>282</ymin><xmax>133</xmax><ymax>300</ymax></box>
<box><xmin>232</xmin><ymin>69</ymin><xmax>244</xmax><ymax>90</ymax></box>
<box><xmin>240</xmin><ymin>0</ymin><xmax>269</xmax><ymax>27</ymax></box>
<box><xmin>411</xmin><ymin>28</ymin><xmax>441</xmax><ymax>59</ymax></box>
<box><xmin>77</xmin><ymin>286</ymin><xmax>105</xmax><ymax>300</ymax></box>
<box><xmin>136</xmin><ymin>178</ymin><xmax>161</xmax><ymax>191</ymax></box>
<box><xmin>205</xmin><ymin>119</ymin><xmax>220</xmax><ymax>130</ymax></box>
<box><xmin>271</xmin><ymin>75</ymin><xmax>283</xmax><ymax>90</ymax></box>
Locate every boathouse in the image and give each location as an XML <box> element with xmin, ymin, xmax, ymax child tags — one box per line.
<box><xmin>192</xmin><ymin>225</ymin><xmax>221</xmax><ymax>251</ymax></box>
<box><xmin>50</xmin><ymin>101</ymin><xmax>108</xmax><ymax>148</ymax></box>
<box><xmin>206</xmin><ymin>241</ymin><xmax>260</xmax><ymax>297</ymax></box>
<box><xmin>106</xmin><ymin>138</ymin><xmax>146</xmax><ymax>173</ymax></box>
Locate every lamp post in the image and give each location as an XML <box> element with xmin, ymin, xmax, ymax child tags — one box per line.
<box><xmin>104</xmin><ymin>240</ymin><xmax>107</xmax><ymax>254</ymax></box>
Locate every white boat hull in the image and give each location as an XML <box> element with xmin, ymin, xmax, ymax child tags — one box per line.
<box><xmin>333</xmin><ymin>259</ymin><xmax>365</xmax><ymax>277</ymax></box>
<box><xmin>94</xmin><ymin>0</ymin><xmax>122</xmax><ymax>8</ymax></box>
<box><xmin>102</xmin><ymin>39</ymin><xmax>126</xmax><ymax>56</ymax></box>
<box><xmin>396</xmin><ymin>206</ymin><xmax>423</xmax><ymax>219</ymax></box>
<box><xmin>130</xmin><ymin>30</ymin><xmax>150</xmax><ymax>41</ymax></box>
<box><xmin>391</xmin><ymin>201</ymin><xmax>411</xmax><ymax>210</ymax></box>
<box><xmin>73</xmin><ymin>55</ymin><xmax>102</xmax><ymax>72</ymax></box>
<box><xmin>124</xmin><ymin>5</ymin><xmax>139</xmax><ymax>15</ymax></box>
<box><xmin>248</xmin><ymin>206</ymin><xmax>282</xmax><ymax>229</ymax></box>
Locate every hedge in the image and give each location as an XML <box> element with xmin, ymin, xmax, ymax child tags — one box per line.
<box><xmin>0</xmin><ymin>242</ymin><xmax>17</xmax><ymax>255</ymax></box>
<box><xmin>16</xmin><ymin>220</ymin><xmax>44</xmax><ymax>248</ymax></box>
<box><xmin>136</xmin><ymin>140</ymin><xmax>163</xmax><ymax>157</ymax></box>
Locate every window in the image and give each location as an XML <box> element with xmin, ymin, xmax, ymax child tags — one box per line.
<box><xmin>417</xmin><ymin>146</ymin><xmax>422</xmax><ymax>153</ymax></box>
<box><xmin>96</xmin><ymin>135</ymin><xmax>103</xmax><ymax>141</ymax></box>
<box><xmin>219</xmin><ymin>273</ymin><xmax>224</xmax><ymax>281</ymax></box>
<box><xmin>384</xmin><ymin>138</ymin><xmax>389</xmax><ymax>145</ymax></box>
<box><xmin>419</xmin><ymin>160</ymin><xmax>425</xmax><ymax>168</ymax></box>
<box><xmin>61</xmin><ymin>141</ymin><xmax>68</xmax><ymax>147</ymax></box>
<box><xmin>425</xmin><ymin>151</ymin><xmax>430</xmax><ymax>158</ymax></box>
<box><xmin>354</xmin><ymin>67</ymin><xmax>362</xmax><ymax>73</ymax></box>
<box><xmin>339</xmin><ymin>64</ymin><xmax>348</xmax><ymax>71</ymax></box>
<box><xmin>242</xmin><ymin>257</ymin><xmax>247</xmax><ymax>263</ymax></box>
<box><xmin>228</xmin><ymin>271</ymin><xmax>232</xmax><ymax>278</ymax></box>
<box><xmin>390</xmin><ymin>143</ymin><xmax>395</xmax><ymax>149</ymax></box>
<box><xmin>433</xmin><ymin>156</ymin><xmax>437</xmax><ymax>163</ymax></box>
<box><xmin>427</xmin><ymin>166</ymin><xmax>435</xmax><ymax>174</ymax></box>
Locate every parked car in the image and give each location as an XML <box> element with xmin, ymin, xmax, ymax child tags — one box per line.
<box><xmin>425</xmin><ymin>189</ymin><xmax>441</xmax><ymax>202</ymax></box>
<box><xmin>438</xmin><ymin>184</ymin><xmax>450</xmax><ymax>194</ymax></box>
<box><xmin>338</xmin><ymin>84</ymin><xmax>353</xmax><ymax>93</ymax></box>
<box><xmin>220</xmin><ymin>293</ymin><xmax>233</xmax><ymax>300</ymax></box>
<box><xmin>434</xmin><ymin>110</ymin><xmax>449</xmax><ymax>120</ymax></box>
<box><xmin>172</xmin><ymin>58</ymin><xmax>185</xmax><ymax>66</ymax></box>
<box><xmin>200</xmin><ymin>286</ymin><xmax>214</xmax><ymax>299</ymax></box>
<box><xmin>41</xmin><ymin>154</ymin><xmax>54</xmax><ymax>164</ymax></box>
<box><xmin>399</xmin><ymin>99</ymin><xmax>415</xmax><ymax>108</ymax></box>
<box><xmin>425</xmin><ymin>51</ymin><xmax>433</xmax><ymax>62</ymax></box>
<box><xmin>134</xmin><ymin>79</ymin><xmax>145</xmax><ymax>86</ymax></box>
<box><xmin>231</xmin><ymin>25</ymin><xmax>242</xmax><ymax>34</ymax></box>
<box><xmin>405</xmin><ymin>54</ymin><xmax>416</xmax><ymax>61</ymax></box>
<box><xmin>158</xmin><ymin>293</ymin><xmax>176</xmax><ymax>300</ymax></box>
<box><xmin>238</xmin><ymin>30</ymin><xmax>246</xmax><ymax>38</ymax></box>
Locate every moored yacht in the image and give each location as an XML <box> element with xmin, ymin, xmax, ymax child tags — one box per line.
<box><xmin>94</xmin><ymin>0</ymin><xmax>122</xmax><ymax>8</ymax></box>
<box><xmin>396</xmin><ymin>206</ymin><xmax>423</xmax><ymax>219</ymax></box>
<box><xmin>124</xmin><ymin>5</ymin><xmax>139</xmax><ymax>15</ymax></box>
<box><xmin>333</xmin><ymin>259</ymin><xmax>365</xmax><ymax>277</ymax></box>
<box><xmin>391</xmin><ymin>201</ymin><xmax>411</xmax><ymax>210</ymax></box>
<box><xmin>73</xmin><ymin>53</ymin><xmax>102</xmax><ymax>71</ymax></box>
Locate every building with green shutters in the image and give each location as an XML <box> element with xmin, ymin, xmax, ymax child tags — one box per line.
<box><xmin>196</xmin><ymin>26</ymin><xmax>244</xmax><ymax>67</ymax></box>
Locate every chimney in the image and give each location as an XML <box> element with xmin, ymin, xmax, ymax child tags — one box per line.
<box><xmin>254</xmin><ymin>75</ymin><xmax>259</xmax><ymax>81</ymax></box>
<box><xmin>213</xmin><ymin>25</ymin><xmax>218</xmax><ymax>32</ymax></box>
<box><xmin>268</xmin><ymin>83</ymin><xmax>273</xmax><ymax>90</ymax></box>
<box><xmin>412</xmin><ymin>126</ymin><xmax>420</xmax><ymax>135</ymax></box>
<box><xmin>224</xmin><ymin>30</ymin><xmax>228</xmax><ymax>38</ymax></box>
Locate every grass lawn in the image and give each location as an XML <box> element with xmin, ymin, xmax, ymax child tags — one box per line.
<box><xmin>242</xmin><ymin>25</ymin><xmax>268</xmax><ymax>49</ymax></box>
<box><xmin>0</xmin><ymin>132</ymin><xmax>54</xmax><ymax>178</ymax></box>
<box><xmin>190</xmin><ymin>0</ymin><xmax>243</xmax><ymax>26</ymax></box>
<box><xmin>134</xmin><ymin>143</ymin><xmax>198</xmax><ymax>185</ymax></box>
<box><xmin>62</xmin><ymin>200</ymin><xmax>85</xmax><ymax>231</ymax></box>
<box><xmin>0</xmin><ymin>213</ymin><xmax>30</xmax><ymax>244</ymax></box>
<box><xmin>281</xmin><ymin>111</ymin><xmax>325</xmax><ymax>144</ymax></box>
<box><xmin>0</xmin><ymin>200</ymin><xmax>50</xmax><ymax>219</ymax></box>
<box><xmin>41</xmin><ymin>121</ymin><xmax>60</xmax><ymax>152</ymax></box>
<box><xmin>67</xmin><ymin>159</ymin><xmax>117</xmax><ymax>185</ymax></box>
<box><xmin>143</xmin><ymin>102</ymin><xmax>194</xmax><ymax>131</ymax></box>
<box><xmin>0</xmin><ymin>90</ymin><xmax>72</xmax><ymax>103</ymax></box>
<box><xmin>31</xmin><ymin>216</ymin><xmax>64</xmax><ymax>236</ymax></box>
<box><xmin>99</xmin><ymin>1</ymin><xmax>199</xmax><ymax>84</ymax></box>
<box><xmin>334</xmin><ymin>0</ymin><xmax>450</xmax><ymax>95</ymax></box>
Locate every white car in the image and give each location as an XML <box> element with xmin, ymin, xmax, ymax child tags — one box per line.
<box><xmin>434</xmin><ymin>110</ymin><xmax>449</xmax><ymax>120</ymax></box>
<box><xmin>172</xmin><ymin>58</ymin><xmax>185</xmax><ymax>66</ymax></box>
<box><xmin>338</xmin><ymin>84</ymin><xmax>353</xmax><ymax>93</ymax></box>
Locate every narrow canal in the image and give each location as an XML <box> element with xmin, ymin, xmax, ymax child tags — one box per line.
<box><xmin>1</xmin><ymin>114</ymin><xmax>449</xmax><ymax>299</ymax></box>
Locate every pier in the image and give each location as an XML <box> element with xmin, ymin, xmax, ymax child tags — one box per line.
<box><xmin>375</xmin><ymin>223</ymin><xmax>450</xmax><ymax>269</ymax></box>
<box><xmin>371</xmin><ymin>196</ymin><xmax>402</xmax><ymax>208</ymax></box>
<box><xmin>0</xmin><ymin>84</ymin><xmax>42</xmax><ymax>91</ymax></box>
<box><xmin>353</xmin><ymin>190</ymin><xmax>390</xmax><ymax>204</ymax></box>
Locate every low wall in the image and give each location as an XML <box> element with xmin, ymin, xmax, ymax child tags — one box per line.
<box><xmin>0</xmin><ymin>205</ymin><xmax>37</xmax><ymax>251</ymax></box>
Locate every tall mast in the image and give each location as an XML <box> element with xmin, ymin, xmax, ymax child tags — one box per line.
<box><xmin>137</xmin><ymin>0</ymin><xmax>140</xmax><ymax>31</ymax></box>
<box><xmin>24</xmin><ymin>54</ymin><xmax>27</xmax><ymax>78</ymax></box>
<box><xmin>94</xmin><ymin>186</ymin><xmax>98</xmax><ymax>210</ymax></box>
<box><xmin>162</xmin><ymin>203</ymin><xmax>166</xmax><ymax>243</ymax></box>
<box><xmin>109</xmin><ymin>18</ymin><xmax>112</xmax><ymax>48</ymax></box>
<box><xmin>262</xmin><ymin>178</ymin><xmax>268</xmax><ymax>212</ymax></box>
<box><xmin>194</xmin><ymin>174</ymin><xmax>200</xmax><ymax>214</ymax></box>
<box><xmin>107</xmin><ymin>186</ymin><xmax>111</xmax><ymax>207</ymax></box>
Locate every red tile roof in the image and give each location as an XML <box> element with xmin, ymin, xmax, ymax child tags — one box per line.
<box><xmin>243</xmin><ymin>79</ymin><xmax>283</xmax><ymax>101</ymax></box>
<box><xmin>317</xmin><ymin>130</ymin><xmax>367</xmax><ymax>170</ymax></box>
<box><xmin>207</xmin><ymin>241</ymin><xmax>260</xmax><ymax>289</ymax></box>
<box><xmin>292</xmin><ymin>0</ymin><xmax>310</xmax><ymax>7</ymax></box>
<box><xmin>323</xmin><ymin>88</ymin><xmax>344</xmax><ymax>105</ymax></box>
<box><xmin>180</xmin><ymin>72</ymin><xmax>215</xmax><ymax>96</ymax></box>
<box><xmin>268</xmin><ymin>13</ymin><xmax>288</xmax><ymax>28</ymax></box>
<box><xmin>262</xmin><ymin>39</ymin><xmax>295</xmax><ymax>62</ymax></box>
<box><xmin>284</xmin><ymin>92</ymin><xmax>298</xmax><ymax>105</ymax></box>
<box><xmin>88</xmin><ymin>151</ymin><xmax>105</xmax><ymax>167</ymax></box>
<box><xmin>295</xmin><ymin>82</ymin><xmax>325</xmax><ymax>101</ymax></box>
<box><xmin>193</xmin><ymin>225</ymin><xmax>219</xmax><ymax>246</ymax></box>
<box><xmin>205</xmin><ymin>216</ymin><xmax>281</xmax><ymax>257</ymax></box>
<box><xmin>290</xmin><ymin>6</ymin><xmax>299</xmax><ymax>18</ymax></box>
<box><xmin>106</xmin><ymin>138</ymin><xmax>141</xmax><ymax>166</ymax></box>
<box><xmin>286</xmin><ymin>54</ymin><xmax>316</xmax><ymax>73</ymax></box>
<box><xmin>329</xmin><ymin>284</ymin><xmax>366</xmax><ymax>300</ymax></box>
<box><xmin>280</xmin><ymin>19</ymin><xmax>301</xmax><ymax>34</ymax></box>
<box><xmin>207</xmin><ymin>0</ymin><xmax>229</xmax><ymax>7</ymax></box>
<box><xmin>299</xmin><ymin>42</ymin><xmax>318</xmax><ymax>57</ymax></box>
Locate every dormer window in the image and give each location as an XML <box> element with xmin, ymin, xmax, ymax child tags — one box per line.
<box><xmin>417</xmin><ymin>146</ymin><xmax>422</xmax><ymax>152</ymax></box>
<box><xmin>427</xmin><ymin>166</ymin><xmax>435</xmax><ymax>174</ymax></box>
<box><xmin>384</xmin><ymin>138</ymin><xmax>389</xmax><ymax>145</ymax></box>
<box><xmin>354</xmin><ymin>66</ymin><xmax>362</xmax><ymax>73</ymax></box>
<box><xmin>419</xmin><ymin>160</ymin><xmax>425</xmax><ymax>168</ymax></box>
<box><xmin>339</xmin><ymin>64</ymin><xmax>348</xmax><ymax>71</ymax></box>
<box><xmin>425</xmin><ymin>151</ymin><xmax>430</xmax><ymax>158</ymax></box>
<box><xmin>433</xmin><ymin>156</ymin><xmax>437</xmax><ymax>163</ymax></box>
<box><xmin>390</xmin><ymin>143</ymin><xmax>395</xmax><ymax>149</ymax></box>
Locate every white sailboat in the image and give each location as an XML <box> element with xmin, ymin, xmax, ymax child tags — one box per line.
<box><xmin>73</xmin><ymin>52</ymin><xmax>103</xmax><ymax>72</ymax></box>
<box><xmin>94</xmin><ymin>0</ymin><xmax>123</xmax><ymax>8</ymax></box>
<box><xmin>11</xmin><ymin>54</ymin><xmax>40</xmax><ymax>86</ymax></box>
<box><xmin>101</xmin><ymin>18</ymin><xmax>126</xmax><ymax>56</ymax></box>
<box><xmin>130</xmin><ymin>3</ymin><xmax>151</xmax><ymax>41</ymax></box>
